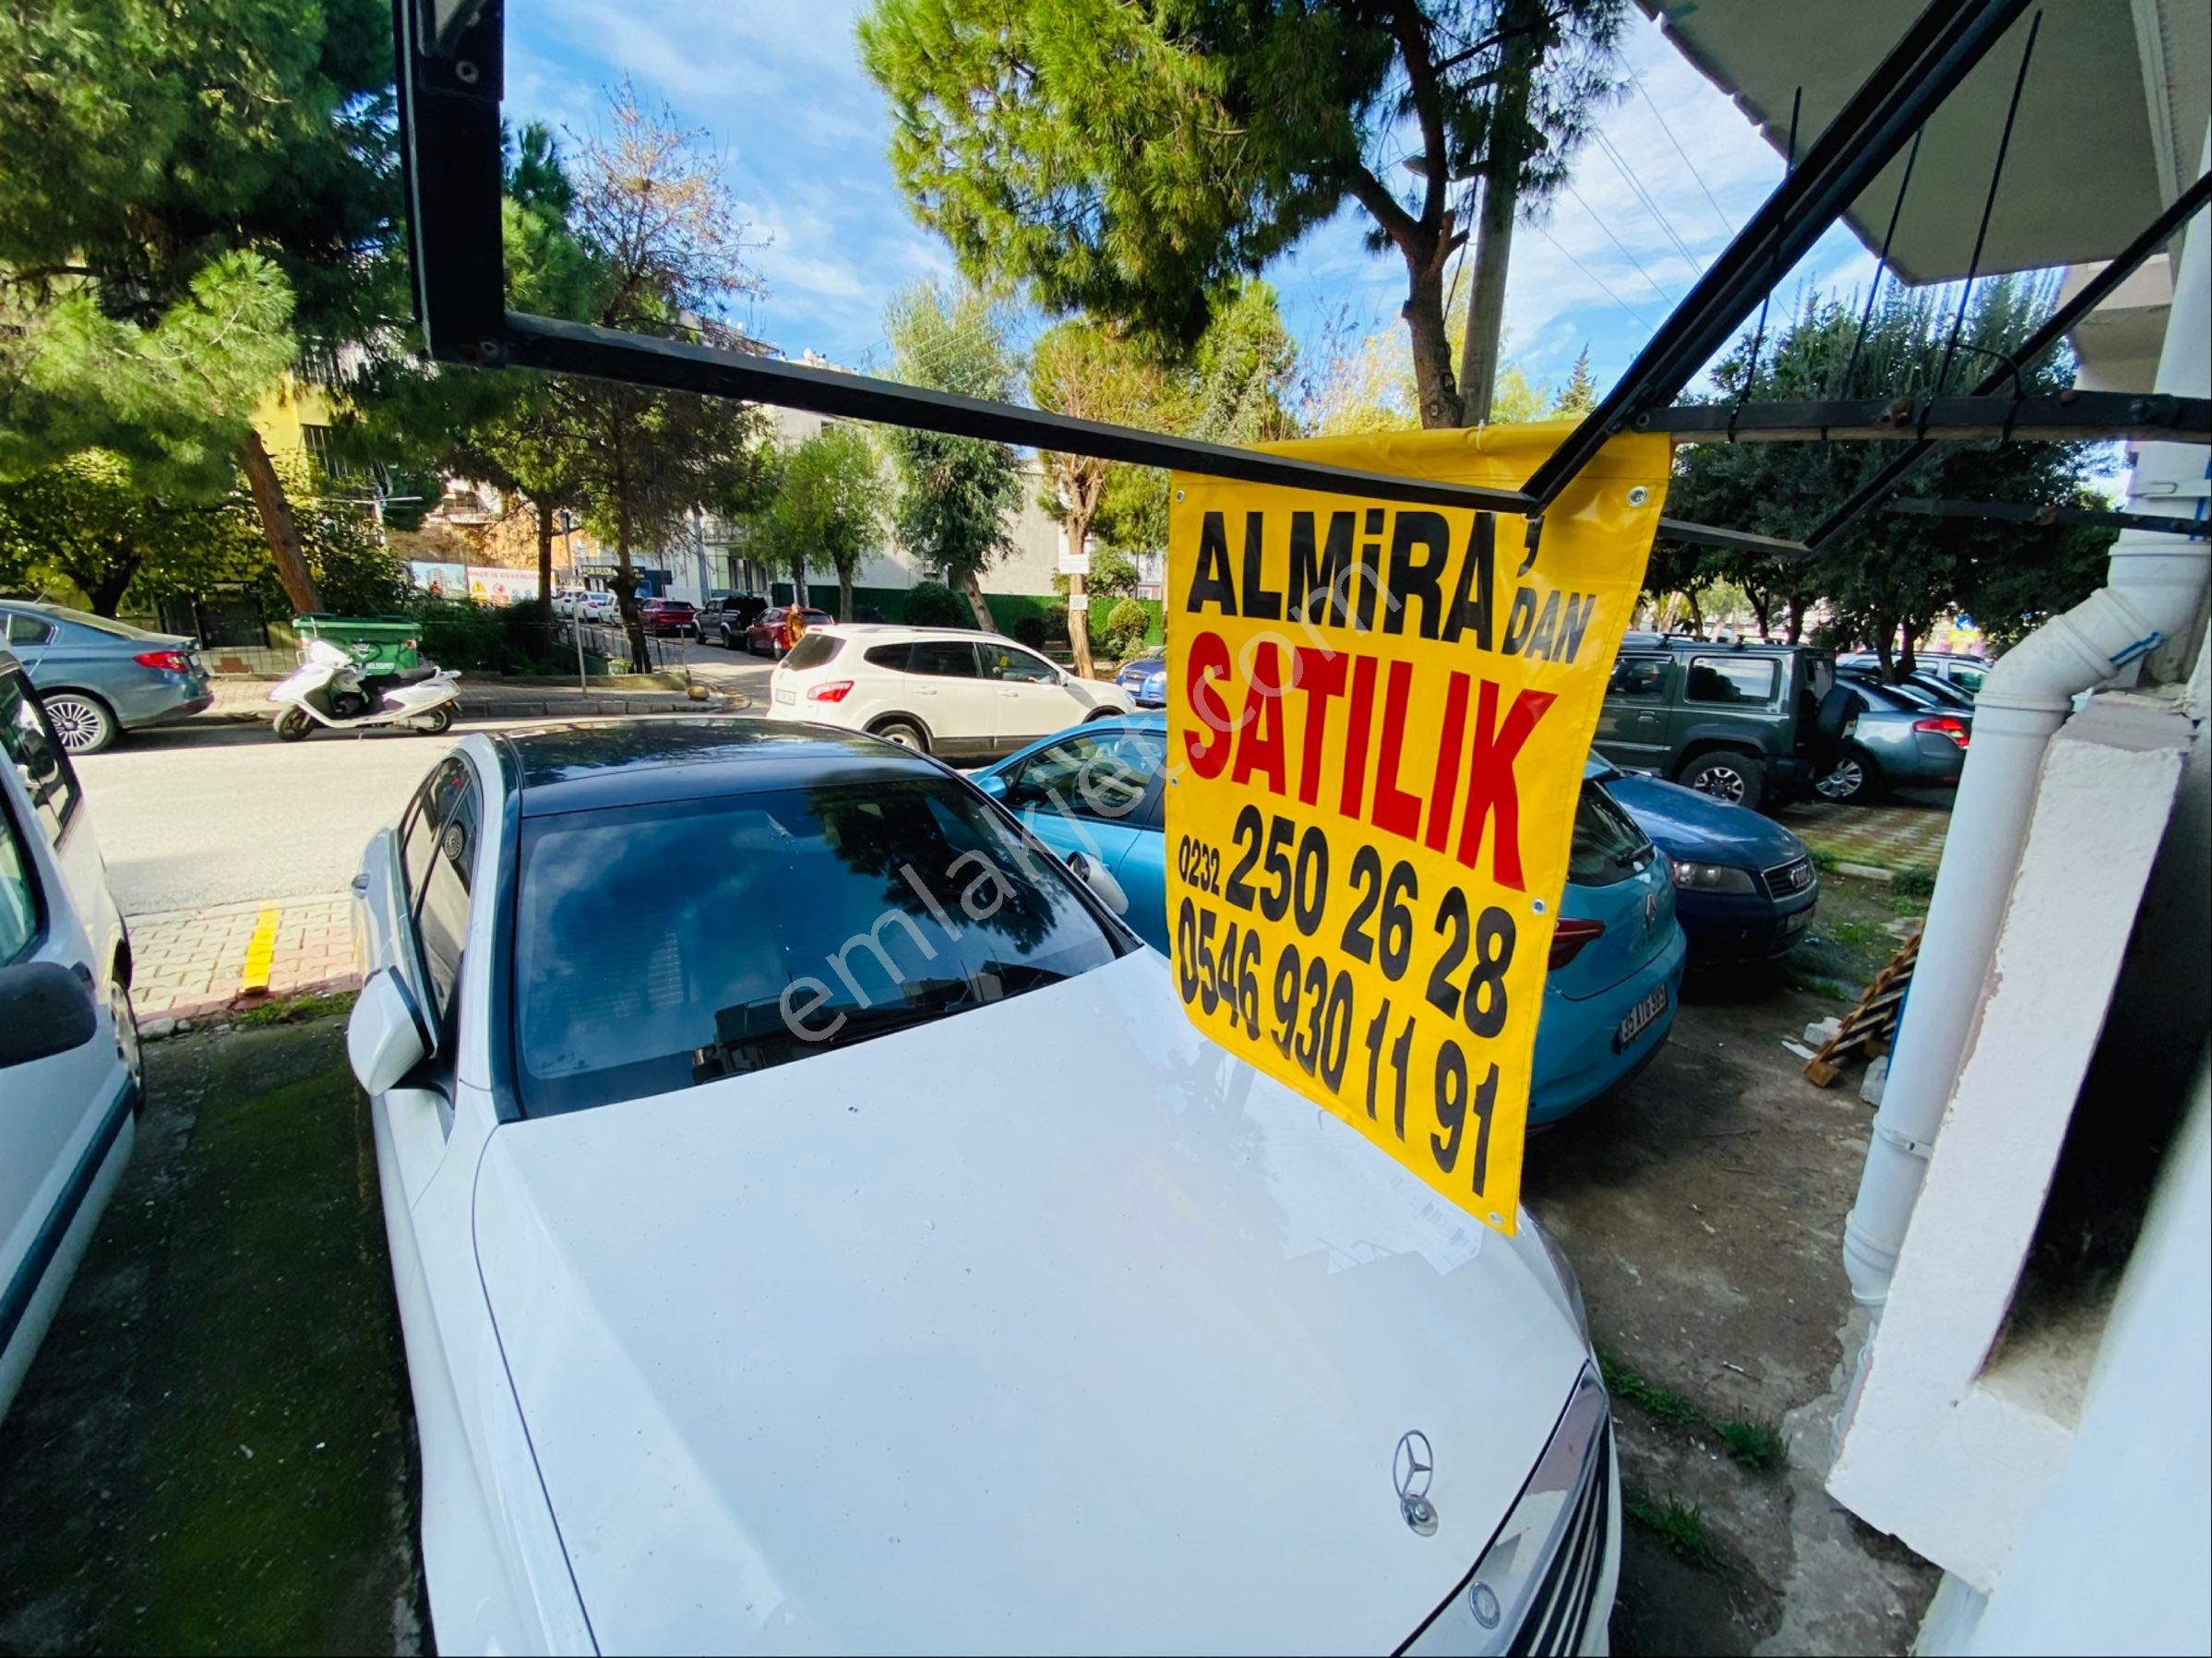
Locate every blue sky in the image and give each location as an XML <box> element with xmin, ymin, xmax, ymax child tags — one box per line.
<box><xmin>504</xmin><ymin>3</ymin><xmax>1882</xmax><ymax>402</ymax></box>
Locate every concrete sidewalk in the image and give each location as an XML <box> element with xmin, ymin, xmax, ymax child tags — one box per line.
<box><xmin>200</xmin><ymin>674</ymin><xmax>745</xmax><ymax>725</ymax></box>
<box><xmin>127</xmin><ymin>894</ymin><xmax>357</xmax><ymax>1031</ymax></box>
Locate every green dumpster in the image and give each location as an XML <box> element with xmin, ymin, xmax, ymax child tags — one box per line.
<box><xmin>293</xmin><ymin>614</ymin><xmax>422</xmax><ymax>674</ymax></box>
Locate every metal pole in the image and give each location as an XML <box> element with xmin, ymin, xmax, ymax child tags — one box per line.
<box><xmin>562</xmin><ymin>513</ymin><xmax>587</xmax><ymax>692</ymax></box>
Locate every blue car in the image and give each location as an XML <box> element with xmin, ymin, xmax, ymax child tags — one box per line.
<box><xmin>976</xmin><ymin>715</ymin><xmax>1684</xmax><ymax>1127</ymax></box>
<box><xmin>1596</xmin><ymin>757</ymin><xmax>1821</xmax><ymax>962</ymax></box>
<box><xmin>1113</xmin><ymin>652</ymin><xmax>1167</xmax><ymax>710</ymax></box>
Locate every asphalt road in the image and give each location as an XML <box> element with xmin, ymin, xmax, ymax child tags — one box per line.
<box><xmin>75</xmin><ymin>652</ymin><xmax>777</xmax><ymax>915</ymax></box>
<box><xmin>76</xmin><ymin>719</ymin><xmax>476</xmax><ymax>915</ymax></box>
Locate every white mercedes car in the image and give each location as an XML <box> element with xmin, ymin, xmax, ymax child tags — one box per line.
<box><xmin>765</xmin><ymin>624</ymin><xmax>1134</xmax><ymax>761</ymax></box>
<box><xmin>348</xmin><ymin>719</ymin><xmax>1618</xmax><ymax>1654</ymax></box>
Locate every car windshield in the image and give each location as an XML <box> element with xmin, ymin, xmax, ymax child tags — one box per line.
<box><xmin>1567</xmin><ymin>782</ymin><xmax>1653</xmax><ymax>889</ymax></box>
<box><xmin>510</xmin><ymin>778</ymin><xmax>1127</xmax><ymax>1115</ymax></box>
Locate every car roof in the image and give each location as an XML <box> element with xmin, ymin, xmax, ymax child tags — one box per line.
<box><xmin>816</xmin><ymin>624</ymin><xmax>1016</xmax><ymax>643</ymax></box>
<box><xmin>1618</xmin><ymin>631</ymin><xmax>1810</xmax><ymax>656</ymax></box>
<box><xmin>493</xmin><ymin>718</ymin><xmax>951</xmax><ymax>818</ymax></box>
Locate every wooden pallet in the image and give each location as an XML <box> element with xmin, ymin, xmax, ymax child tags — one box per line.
<box><xmin>1804</xmin><ymin>930</ymin><xmax>1921</xmax><ymax>1087</ymax></box>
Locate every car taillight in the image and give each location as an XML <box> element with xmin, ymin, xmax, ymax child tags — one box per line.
<box><xmin>132</xmin><ymin>650</ymin><xmax>193</xmax><ymax>672</ymax></box>
<box><xmin>1548</xmin><ymin>916</ymin><xmax>1607</xmax><ymax>970</ymax></box>
<box><xmin>807</xmin><ymin>680</ymin><xmax>855</xmax><ymax>703</ymax></box>
<box><xmin>1913</xmin><ymin>716</ymin><xmax>1970</xmax><ymax>747</ymax></box>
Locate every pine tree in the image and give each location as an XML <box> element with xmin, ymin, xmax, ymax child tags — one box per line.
<box><xmin>0</xmin><ymin>1</ymin><xmax>401</xmax><ymax>614</ymax></box>
<box><xmin>1552</xmin><ymin>346</ymin><xmax>1598</xmax><ymax>416</ymax></box>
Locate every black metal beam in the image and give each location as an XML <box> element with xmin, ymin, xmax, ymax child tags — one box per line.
<box><xmin>1808</xmin><ymin>167</ymin><xmax>2212</xmax><ymax>548</ymax></box>
<box><xmin>1647</xmin><ymin>391</ymin><xmax>2210</xmax><ymax>447</ymax></box>
<box><xmin>1656</xmin><ymin>519</ymin><xmax>1812</xmax><ymax>559</ymax></box>
<box><xmin>501</xmin><ymin>313</ymin><xmax>1543</xmax><ymax>515</ymax></box>
<box><xmin>396</xmin><ymin>0</ymin><xmax>507</xmax><ymax>360</ymax></box>
<box><xmin>1885</xmin><ymin>498</ymin><xmax>2212</xmax><ymax>538</ymax></box>
<box><xmin>1520</xmin><ymin>0</ymin><xmax>2034</xmax><ymax>511</ymax></box>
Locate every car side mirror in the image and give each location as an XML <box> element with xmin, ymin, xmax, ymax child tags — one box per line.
<box><xmin>0</xmin><ymin>960</ymin><xmax>100</xmax><ymax>1067</ymax></box>
<box><xmin>1064</xmin><ymin>850</ymin><xmax>1130</xmax><ymax>915</ymax></box>
<box><xmin>347</xmin><ymin>968</ymin><xmax>430</xmax><ymax>1094</ymax></box>
<box><xmin>974</xmin><ymin>771</ymin><xmax>1009</xmax><ymax>799</ymax></box>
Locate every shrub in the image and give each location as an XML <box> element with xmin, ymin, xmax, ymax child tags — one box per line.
<box><xmin>903</xmin><ymin>579</ymin><xmax>967</xmax><ymax>627</ymax></box>
<box><xmin>1102</xmin><ymin>598</ymin><xmax>1152</xmax><ymax>658</ymax></box>
<box><xmin>1010</xmin><ymin>614</ymin><xmax>1047</xmax><ymax>648</ymax></box>
<box><xmin>413</xmin><ymin>597</ymin><xmax>562</xmax><ymax>675</ymax></box>
<box><xmin>1040</xmin><ymin>600</ymin><xmax>1070</xmax><ymax>639</ymax></box>
<box><xmin>1089</xmin><ymin>547</ymin><xmax>1142</xmax><ymax>600</ymax></box>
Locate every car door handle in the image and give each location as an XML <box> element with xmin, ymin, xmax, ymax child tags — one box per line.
<box><xmin>351</xmin><ymin>873</ymin><xmax>371</xmax><ymax>895</ymax></box>
<box><xmin>1000</xmin><ymin>688</ymin><xmax>1020</xmax><ymax>698</ymax></box>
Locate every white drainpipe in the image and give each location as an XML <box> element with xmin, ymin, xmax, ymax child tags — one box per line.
<box><xmin>1841</xmin><ymin>137</ymin><xmax>2212</xmax><ymax>1314</ymax></box>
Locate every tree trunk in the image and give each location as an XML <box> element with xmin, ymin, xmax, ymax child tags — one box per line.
<box><xmin>1896</xmin><ymin>619</ymin><xmax>1919</xmax><ymax>679</ymax></box>
<box><xmin>534</xmin><ymin>497</ymin><xmax>556</xmax><ymax>637</ymax></box>
<box><xmin>1746</xmin><ymin>584</ymin><xmax>1773</xmax><ymax>638</ymax></box>
<box><xmin>1682</xmin><ymin>588</ymin><xmax>1704</xmax><ymax>638</ymax></box>
<box><xmin>238</xmin><ymin>427</ymin><xmax>323</xmax><ymax>615</ymax></box>
<box><xmin>1403</xmin><ymin>253</ymin><xmax>1463</xmax><ymax>430</ymax></box>
<box><xmin>959</xmin><ymin>567</ymin><xmax>994</xmax><ymax>632</ymax></box>
<box><xmin>1067</xmin><ymin>569</ymin><xmax>1094</xmax><ymax>678</ymax></box>
<box><xmin>1871</xmin><ymin>623</ymin><xmax>1896</xmax><ymax>681</ymax></box>
<box><xmin>838</xmin><ymin>570</ymin><xmax>853</xmax><ymax>623</ymax></box>
<box><xmin>1458</xmin><ymin>3</ymin><xmax>1538</xmax><ymax>424</ymax></box>
<box><xmin>614</xmin><ymin>495</ymin><xmax>649</xmax><ymax>671</ymax></box>
<box><xmin>1787</xmin><ymin>594</ymin><xmax>1808</xmax><ymax>644</ymax></box>
<box><xmin>82</xmin><ymin>550</ymin><xmax>141</xmax><ymax>617</ymax></box>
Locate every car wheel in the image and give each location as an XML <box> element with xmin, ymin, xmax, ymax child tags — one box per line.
<box><xmin>872</xmin><ymin>718</ymin><xmax>929</xmax><ymax>752</ymax></box>
<box><xmin>43</xmin><ymin>692</ymin><xmax>116</xmax><ymax>754</ymax></box>
<box><xmin>273</xmin><ymin>706</ymin><xmax>315</xmax><ymax>742</ymax></box>
<box><xmin>721</xmin><ymin>626</ymin><xmax>736</xmax><ymax>650</ymax></box>
<box><xmin>1814</xmin><ymin>751</ymin><xmax>1879</xmax><ymax>805</ymax></box>
<box><xmin>1679</xmin><ymin>751</ymin><xmax>1766</xmax><ymax>811</ymax></box>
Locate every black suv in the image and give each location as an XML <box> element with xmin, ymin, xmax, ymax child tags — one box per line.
<box><xmin>1594</xmin><ymin>634</ymin><xmax>1842</xmax><ymax>811</ymax></box>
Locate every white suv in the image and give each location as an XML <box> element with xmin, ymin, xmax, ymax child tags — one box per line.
<box><xmin>766</xmin><ymin>626</ymin><xmax>1134</xmax><ymax>760</ymax></box>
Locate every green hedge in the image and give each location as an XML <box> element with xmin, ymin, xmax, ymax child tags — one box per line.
<box><xmin>777</xmin><ymin>583</ymin><xmax>1164</xmax><ymax>649</ymax></box>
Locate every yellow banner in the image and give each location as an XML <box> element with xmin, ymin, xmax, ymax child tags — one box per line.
<box><xmin>1165</xmin><ymin>423</ymin><xmax>1669</xmax><ymax>1235</ymax></box>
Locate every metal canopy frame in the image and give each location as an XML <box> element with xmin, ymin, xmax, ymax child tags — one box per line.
<box><xmin>1885</xmin><ymin>498</ymin><xmax>2212</xmax><ymax>539</ymax></box>
<box><xmin>397</xmin><ymin>0</ymin><xmax>2208</xmax><ymax>566</ymax></box>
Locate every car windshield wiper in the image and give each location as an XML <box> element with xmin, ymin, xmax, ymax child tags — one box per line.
<box><xmin>691</xmin><ymin>977</ymin><xmax>1000</xmax><ymax>1079</ymax></box>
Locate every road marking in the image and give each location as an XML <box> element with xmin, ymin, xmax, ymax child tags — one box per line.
<box><xmin>238</xmin><ymin>906</ymin><xmax>281</xmax><ymax>996</ymax></box>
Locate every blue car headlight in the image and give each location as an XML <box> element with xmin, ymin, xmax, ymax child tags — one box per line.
<box><xmin>1142</xmin><ymin>671</ymin><xmax>1167</xmax><ymax>699</ymax></box>
<box><xmin>1670</xmin><ymin>860</ymin><xmax>1757</xmax><ymax>894</ymax></box>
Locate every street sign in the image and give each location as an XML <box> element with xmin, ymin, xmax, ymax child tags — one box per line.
<box><xmin>1164</xmin><ymin>423</ymin><xmax>1668</xmax><ymax>1235</ymax></box>
<box><xmin>1058</xmin><ymin>547</ymin><xmax>1092</xmax><ymax>577</ymax></box>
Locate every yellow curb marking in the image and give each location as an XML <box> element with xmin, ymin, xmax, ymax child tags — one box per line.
<box><xmin>238</xmin><ymin>906</ymin><xmax>281</xmax><ymax>996</ymax></box>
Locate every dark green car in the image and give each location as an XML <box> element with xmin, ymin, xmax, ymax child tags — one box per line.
<box><xmin>1593</xmin><ymin>633</ymin><xmax>1842</xmax><ymax>812</ymax></box>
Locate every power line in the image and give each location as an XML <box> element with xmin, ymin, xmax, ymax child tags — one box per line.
<box><xmin>1591</xmin><ymin>129</ymin><xmax>1704</xmax><ymax>281</ymax></box>
<box><xmin>1560</xmin><ymin>178</ymin><xmax>1679</xmax><ymax>308</ymax></box>
<box><xmin>1630</xmin><ymin>67</ymin><xmax>1737</xmax><ymax>239</ymax></box>
<box><xmin>1534</xmin><ymin>223</ymin><xmax>1657</xmax><ymax>331</ymax></box>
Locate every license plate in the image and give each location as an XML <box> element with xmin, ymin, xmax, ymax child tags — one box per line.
<box><xmin>1614</xmin><ymin>984</ymin><xmax>1668</xmax><ymax>1051</ymax></box>
<box><xmin>772</xmin><ymin>687</ymin><xmax>795</xmax><ymax>705</ymax></box>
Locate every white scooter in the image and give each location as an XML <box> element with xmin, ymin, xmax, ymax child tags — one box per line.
<box><xmin>269</xmin><ymin>638</ymin><xmax>460</xmax><ymax>741</ymax></box>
